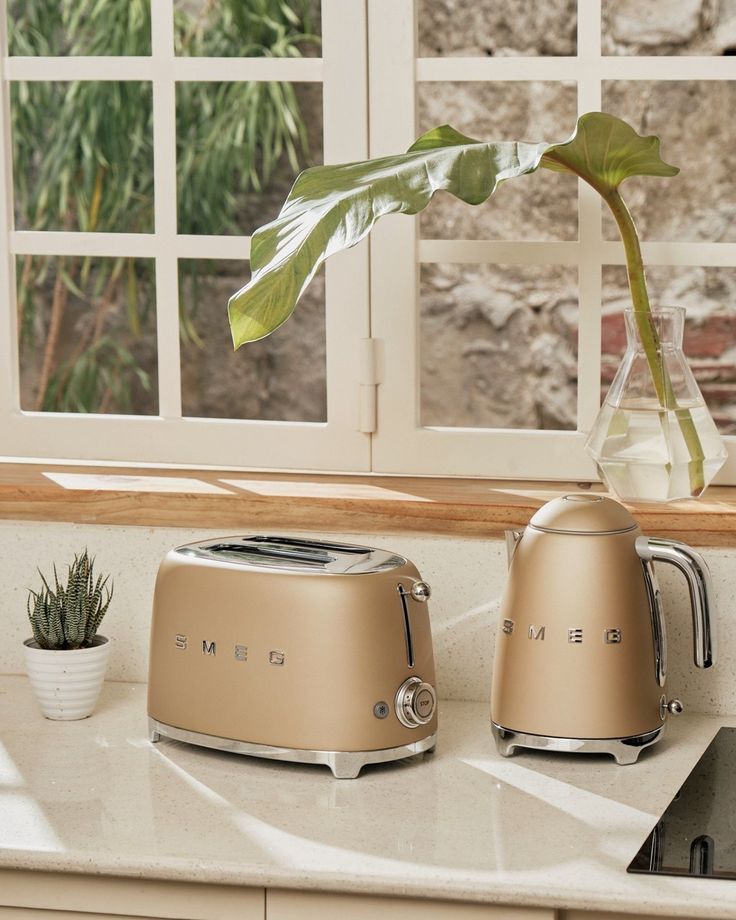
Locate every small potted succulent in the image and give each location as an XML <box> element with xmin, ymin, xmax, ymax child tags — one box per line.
<box><xmin>24</xmin><ymin>550</ymin><xmax>113</xmax><ymax>720</ymax></box>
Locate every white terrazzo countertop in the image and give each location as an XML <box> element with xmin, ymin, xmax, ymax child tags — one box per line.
<box><xmin>1</xmin><ymin>675</ymin><xmax>736</xmax><ymax>917</ymax></box>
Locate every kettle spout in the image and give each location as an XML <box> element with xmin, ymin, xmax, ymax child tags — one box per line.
<box><xmin>505</xmin><ymin>530</ymin><xmax>524</xmax><ymax>568</ymax></box>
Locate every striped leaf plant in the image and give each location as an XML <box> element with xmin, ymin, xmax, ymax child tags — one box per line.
<box><xmin>27</xmin><ymin>550</ymin><xmax>113</xmax><ymax>651</ymax></box>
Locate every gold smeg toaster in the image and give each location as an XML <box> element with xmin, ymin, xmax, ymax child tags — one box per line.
<box><xmin>148</xmin><ymin>536</ymin><xmax>437</xmax><ymax>777</ymax></box>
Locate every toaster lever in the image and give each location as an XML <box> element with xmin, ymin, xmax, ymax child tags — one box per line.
<box><xmin>396</xmin><ymin>580</ymin><xmax>431</xmax><ymax>668</ymax></box>
<box><xmin>410</xmin><ymin>581</ymin><xmax>431</xmax><ymax>602</ymax></box>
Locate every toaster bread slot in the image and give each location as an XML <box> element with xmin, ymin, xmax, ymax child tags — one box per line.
<box><xmin>397</xmin><ymin>584</ymin><xmax>415</xmax><ymax>668</ymax></box>
<box><xmin>209</xmin><ymin>543</ymin><xmax>335</xmax><ymax>566</ymax></box>
<box><xmin>178</xmin><ymin>536</ymin><xmax>407</xmax><ymax>575</ymax></box>
<box><xmin>248</xmin><ymin>536</ymin><xmax>373</xmax><ymax>554</ymax></box>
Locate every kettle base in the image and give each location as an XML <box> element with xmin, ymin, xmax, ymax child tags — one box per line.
<box><xmin>149</xmin><ymin>717</ymin><xmax>436</xmax><ymax>778</ymax></box>
<box><xmin>491</xmin><ymin>721</ymin><xmax>664</xmax><ymax>765</ymax></box>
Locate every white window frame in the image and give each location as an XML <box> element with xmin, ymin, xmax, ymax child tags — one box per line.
<box><xmin>0</xmin><ymin>0</ymin><xmax>372</xmax><ymax>472</ymax></box>
<box><xmin>2</xmin><ymin>0</ymin><xmax>736</xmax><ymax>483</ymax></box>
<box><xmin>368</xmin><ymin>0</ymin><xmax>736</xmax><ymax>482</ymax></box>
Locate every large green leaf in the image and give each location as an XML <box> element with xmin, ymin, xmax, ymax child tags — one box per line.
<box><xmin>229</xmin><ymin>125</ymin><xmax>549</xmax><ymax>345</ymax></box>
<box><xmin>229</xmin><ymin>113</ymin><xmax>679</xmax><ymax>347</ymax></box>
<box><xmin>540</xmin><ymin>111</ymin><xmax>678</xmax><ymax>194</ymax></box>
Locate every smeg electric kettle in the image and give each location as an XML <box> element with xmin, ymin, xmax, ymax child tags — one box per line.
<box><xmin>491</xmin><ymin>494</ymin><xmax>716</xmax><ymax>764</ymax></box>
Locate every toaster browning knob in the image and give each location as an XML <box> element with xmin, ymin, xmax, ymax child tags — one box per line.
<box><xmin>396</xmin><ymin>677</ymin><xmax>437</xmax><ymax>728</ymax></box>
<box><xmin>410</xmin><ymin>581</ymin><xmax>431</xmax><ymax>602</ymax></box>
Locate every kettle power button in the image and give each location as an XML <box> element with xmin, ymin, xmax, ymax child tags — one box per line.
<box><xmin>395</xmin><ymin>677</ymin><xmax>436</xmax><ymax>728</ymax></box>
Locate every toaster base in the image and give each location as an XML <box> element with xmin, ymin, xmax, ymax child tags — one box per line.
<box><xmin>491</xmin><ymin>721</ymin><xmax>665</xmax><ymax>765</ymax></box>
<box><xmin>149</xmin><ymin>718</ymin><xmax>436</xmax><ymax>779</ymax></box>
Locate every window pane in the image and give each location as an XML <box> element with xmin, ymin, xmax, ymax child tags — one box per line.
<box><xmin>11</xmin><ymin>82</ymin><xmax>154</xmax><ymax>233</ymax></box>
<box><xmin>417</xmin><ymin>82</ymin><xmax>578</xmax><ymax>241</ymax></box>
<box><xmin>418</xmin><ymin>0</ymin><xmax>576</xmax><ymax>57</ymax></box>
<box><xmin>7</xmin><ymin>1</ymin><xmax>151</xmax><ymax>55</ymax></box>
<box><xmin>176</xmin><ymin>83</ymin><xmax>322</xmax><ymax>235</ymax></box>
<box><xmin>18</xmin><ymin>256</ymin><xmax>158</xmax><ymax>415</ymax></box>
<box><xmin>420</xmin><ymin>263</ymin><xmax>578</xmax><ymax>429</ymax></box>
<box><xmin>602</xmin><ymin>1</ymin><xmax>735</xmax><ymax>55</ymax></box>
<box><xmin>601</xmin><ymin>81</ymin><xmax>736</xmax><ymax>243</ymax></box>
<box><xmin>174</xmin><ymin>1</ymin><xmax>320</xmax><ymax>57</ymax></box>
<box><xmin>603</xmin><ymin>265</ymin><xmax>736</xmax><ymax>435</ymax></box>
<box><xmin>179</xmin><ymin>260</ymin><xmax>326</xmax><ymax>421</ymax></box>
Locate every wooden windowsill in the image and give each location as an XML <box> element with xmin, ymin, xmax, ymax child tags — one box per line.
<box><xmin>0</xmin><ymin>462</ymin><xmax>736</xmax><ymax>546</ymax></box>
<box><xmin>1</xmin><ymin>461</ymin><xmax>735</xmax><ymax>545</ymax></box>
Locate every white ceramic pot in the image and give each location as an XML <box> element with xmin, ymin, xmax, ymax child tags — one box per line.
<box><xmin>23</xmin><ymin>635</ymin><xmax>110</xmax><ymax>721</ymax></box>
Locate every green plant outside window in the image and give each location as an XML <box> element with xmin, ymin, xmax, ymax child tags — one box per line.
<box><xmin>9</xmin><ymin>0</ymin><xmax>319</xmax><ymax>414</ymax></box>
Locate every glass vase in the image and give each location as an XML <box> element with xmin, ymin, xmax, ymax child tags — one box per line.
<box><xmin>586</xmin><ymin>307</ymin><xmax>727</xmax><ymax>502</ymax></box>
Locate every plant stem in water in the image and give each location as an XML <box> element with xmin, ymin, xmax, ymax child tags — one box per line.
<box><xmin>602</xmin><ymin>190</ymin><xmax>705</xmax><ymax>496</ymax></box>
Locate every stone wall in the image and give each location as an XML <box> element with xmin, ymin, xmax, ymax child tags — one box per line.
<box><xmin>601</xmin><ymin>0</ymin><xmax>736</xmax><ymax>55</ymax></box>
<box><xmin>180</xmin><ymin>266</ymin><xmax>326</xmax><ymax>423</ymax></box>
<box><xmin>417</xmin><ymin>0</ymin><xmax>736</xmax><ymax>435</ymax></box>
<box><xmin>417</xmin><ymin>77</ymin><xmax>579</xmax><ymax>430</ymax></box>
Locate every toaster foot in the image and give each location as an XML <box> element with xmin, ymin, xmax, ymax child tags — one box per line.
<box><xmin>329</xmin><ymin>754</ymin><xmax>368</xmax><ymax>780</ymax></box>
<box><xmin>491</xmin><ymin>722</ymin><xmax>665</xmax><ymax>764</ymax></box>
<box><xmin>327</xmin><ymin>739</ymin><xmax>436</xmax><ymax>779</ymax></box>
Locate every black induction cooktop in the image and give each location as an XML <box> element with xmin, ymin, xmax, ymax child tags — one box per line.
<box><xmin>629</xmin><ymin>727</ymin><xmax>736</xmax><ymax>879</ymax></box>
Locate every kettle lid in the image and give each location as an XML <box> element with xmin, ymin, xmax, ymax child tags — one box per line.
<box><xmin>529</xmin><ymin>494</ymin><xmax>638</xmax><ymax>535</ymax></box>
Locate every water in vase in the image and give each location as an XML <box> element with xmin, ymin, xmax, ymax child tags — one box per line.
<box><xmin>588</xmin><ymin>397</ymin><xmax>726</xmax><ymax>502</ymax></box>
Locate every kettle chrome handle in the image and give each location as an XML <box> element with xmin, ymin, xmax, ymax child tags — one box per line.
<box><xmin>636</xmin><ymin>537</ymin><xmax>716</xmax><ymax>670</ymax></box>
<box><xmin>641</xmin><ymin>559</ymin><xmax>667</xmax><ymax>686</ymax></box>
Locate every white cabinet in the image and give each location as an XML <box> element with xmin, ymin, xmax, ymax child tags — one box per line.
<box><xmin>563</xmin><ymin>914</ymin><xmax>681</xmax><ymax>920</ymax></box>
<box><xmin>0</xmin><ymin>912</ymin><xmax>156</xmax><ymax>919</ymax></box>
<box><xmin>0</xmin><ymin>874</ymin><xmax>694</xmax><ymax>920</ymax></box>
<box><xmin>267</xmin><ymin>889</ymin><xmax>555</xmax><ymax>919</ymax></box>
<box><xmin>267</xmin><ymin>893</ymin><xmax>690</xmax><ymax>920</ymax></box>
<box><xmin>0</xmin><ymin>871</ymin><xmax>264</xmax><ymax>920</ymax></box>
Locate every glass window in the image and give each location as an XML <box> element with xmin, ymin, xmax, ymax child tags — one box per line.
<box><xmin>179</xmin><ymin>260</ymin><xmax>326</xmax><ymax>421</ymax></box>
<box><xmin>173</xmin><ymin>0</ymin><xmax>321</xmax><ymax>58</ymax></box>
<box><xmin>418</xmin><ymin>0</ymin><xmax>576</xmax><ymax>57</ymax></box>
<box><xmin>18</xmin><ymin>256</ymin><xmax>158</xmax><ymax>415</ymax></box>
<box><xmin>417</xmin><ymin>82</ymin><xmax>578</xmax><ymax>241</ymax></box>
<box><xmin>7</xmin><ymin>1</ymin><xmax>151</xmax><ymax>56</ymax></box>
<box><xmin>176</xmin><ymin>83</ymin><xmax>322</xmax><ymax>236</ymax></box>
<box><xmin>602</xmin><ymin>81</ymin><xmax>736</xmax><ymax>243</ymax></box>
<box><xmin>602</xmin><ymin>1</ymin><xmax>736</xmax><ymax>56</ymax></box>
<box><xmin>4</xmin><ymin>0</ymin><xmax>735</xmax><ymax>478</ymax></box>
<box><xmin>11</xmin><ymin>81</ymin><xmax>154</xmax><ymax>234</ymax></box>
<box><xmin>0</xmin><ymin>0</ymin><xmax>368</xmax><ymax>470</ymax></box>
<box><xmin>420</xmin><ymin>263</ymin><xmax>578</xmax><ymax>429</ymax></box>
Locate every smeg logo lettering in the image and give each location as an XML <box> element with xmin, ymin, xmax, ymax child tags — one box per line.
<box><xmin>501</xmin><ymin>620</ymin><xmax>622</xmax><ymax>644</ymax></box>
<box><xmin>173</xmin><ymin>635</ymin><xmax>285</xmax><ymax>664</ymax></box>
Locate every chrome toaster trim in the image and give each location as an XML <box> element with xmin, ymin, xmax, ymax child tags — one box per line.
<box><xmin>149</xmin><ymin>718</ymin><xmax>436</xmax><ymax>779</ymax></box>
<box><xmin>175</xmin><ymin>535</ymin><xmax>407</xmax><ymax>576</ymax></box>
<box><xmin>491</xmin><ymin>721</ymin><xmax>665</xmax><ymax>765</ymax></box>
